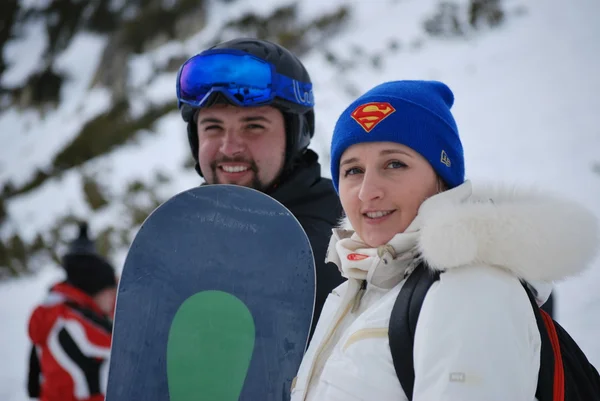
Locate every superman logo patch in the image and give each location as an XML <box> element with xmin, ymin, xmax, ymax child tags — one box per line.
<box><xmin>350</xmin><ymin>102</ymin><xmax>396</xmax><ymax>132</ymax></box>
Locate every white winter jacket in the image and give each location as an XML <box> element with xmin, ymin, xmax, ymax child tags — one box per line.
<box><xmin>290</xmin><ymin>180</ymin><xmax>599</xmax><ymax>401</ymax></box>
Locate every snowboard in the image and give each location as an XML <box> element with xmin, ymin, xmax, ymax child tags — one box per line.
<box><xmin>105</xmin><ymin>184</ymin><xmax>316</xmax><ymax>401</ymax></box>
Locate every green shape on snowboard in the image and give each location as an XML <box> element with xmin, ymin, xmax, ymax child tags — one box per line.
<box><xmin>167</xmin><ymin>290</ymin><xmax>256</xmax><ymax>401</ymax></box>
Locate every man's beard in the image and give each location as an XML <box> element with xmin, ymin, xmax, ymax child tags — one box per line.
<box><xmin>208</xmin><ymin>156</ymin><xmax>268</xmax><ymax>192</ymax></box>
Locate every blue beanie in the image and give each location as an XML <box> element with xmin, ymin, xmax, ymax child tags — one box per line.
<box><xmin>330</xmin><ymin>80</ymin><xmax>464</xmax><ymax>193</ymax></box>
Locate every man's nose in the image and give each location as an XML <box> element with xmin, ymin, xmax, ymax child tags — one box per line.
<box><xmin>219</xmin><ymin>130</ymin><xmax>245</xmax><ymax>156</ymax></box>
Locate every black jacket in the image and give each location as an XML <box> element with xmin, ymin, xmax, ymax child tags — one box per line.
<box><xmin>268</xmin><ymin>150</ymin><xmax>346</xmax><ymax>340</ymax></box>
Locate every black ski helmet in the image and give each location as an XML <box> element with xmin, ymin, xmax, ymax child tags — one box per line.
<box><xmin>179</xmin><ymin>38</ymin><xmax>315</xmax><ymax>178</ymax></box>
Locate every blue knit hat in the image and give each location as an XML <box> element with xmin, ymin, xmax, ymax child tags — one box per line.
<box><xmin>330</xmin><ymin>80</ymin><xmax>465</xmax><ymax>192</ymax></box>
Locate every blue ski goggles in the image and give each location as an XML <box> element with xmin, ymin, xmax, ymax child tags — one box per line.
<box><xmin>176</xmin><ymin>49</ymin><xmax>314</xmax><ymax>111</ymax></box>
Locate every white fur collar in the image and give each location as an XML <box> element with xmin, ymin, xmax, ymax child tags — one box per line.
<box><xmin>334</xmin><ymin>180</ymin><xmax>599</xmax><ymax>284</ymax></box>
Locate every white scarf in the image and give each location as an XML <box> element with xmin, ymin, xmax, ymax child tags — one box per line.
<box><xmin>326</xmin><ymin>225</ymin><xmax>421</xmax><ymax>289</ymax></box>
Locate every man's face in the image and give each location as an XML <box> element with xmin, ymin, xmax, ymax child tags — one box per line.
<box><xmin>196</xmin><ymin>104</ymin><xmax>286</xmax><ymax>191</ymax></box>
<box><xmin>93</xmin><ymin>287</ymin><xmax>117</xmax><ymax>317</ymax></box>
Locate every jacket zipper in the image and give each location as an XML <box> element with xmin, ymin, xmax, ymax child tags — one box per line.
<box><xmin>351</xmin><ymin>280</ymin><xmax>367</xmax><ymax>313</ymax></box>
<box><xmin>301</xmin><ymin>281</ymin><xmax>365</xmax><ymax>400</ymax></box>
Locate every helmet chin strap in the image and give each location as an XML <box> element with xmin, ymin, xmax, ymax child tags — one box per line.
<box><xmin>186</xmin><ymin>122</ymin><xmax>204</xmax><ymax>177</ymax></box>
<box><xmin>194</xmin><ymin>162</ymin><xmax>204</xmax><ymax>177</ymax></box>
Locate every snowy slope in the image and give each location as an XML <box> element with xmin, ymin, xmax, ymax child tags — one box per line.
<box><xmin>1</xmin><ymin>0</ymin><xmax>599</xmax><ymax>400</ymax></box>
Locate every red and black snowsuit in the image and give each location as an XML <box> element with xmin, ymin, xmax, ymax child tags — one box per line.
<box><xmin>27</xmin><ymin>282</ymin><xmax>113</xmax><ymax>401</ymax></box>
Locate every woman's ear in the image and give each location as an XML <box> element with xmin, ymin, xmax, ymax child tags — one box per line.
<box><xmin>437</xmin><ymin>176</ymin><xmax>448</xmax><ymax>194</ymax></box>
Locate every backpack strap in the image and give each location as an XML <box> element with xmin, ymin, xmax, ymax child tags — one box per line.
<box><xmin>389</xmin><ymin>267</ymin><xmax>564</xmax><ymax>401</ymax></box>
<box><xmin>522</xmin><ymin>282</ymin><xmax>563</xmax><ymax>401</ymax></box>
<box><xmin>388</xmin><ymin>262</ymin><xmax>440</xmax><ymax>400</ymax></box>
<box><xmin>542</xmin><ymin>310</ymin><xmax>565</xmax><ymax>401</ymax></box>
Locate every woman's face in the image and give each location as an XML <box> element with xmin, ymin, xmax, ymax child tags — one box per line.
<box><xmin>338</xmin><ymin>141</ymin><xmax>440</xmax><ymax>247</ymax></box>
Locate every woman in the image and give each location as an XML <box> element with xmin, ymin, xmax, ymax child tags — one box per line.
<box><xmin>290</xmin><ymin>80</ymin><xmax>599</xmax><ymax>400</ymax></box>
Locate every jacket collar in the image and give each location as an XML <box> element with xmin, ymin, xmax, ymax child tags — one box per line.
<box><xmin>268</xmin><ymin>150</ymin><xmax>323</xmax><ymax>205</ymax></box>
<box><xmin>330</xmin><ymin>180</ymin><xmax>599</xmax><ymax>288</ymax></box>
<box><xmin>52</xmin><ymin>282</ymin><xmax>107</xmax><ymax>316</ymax></box>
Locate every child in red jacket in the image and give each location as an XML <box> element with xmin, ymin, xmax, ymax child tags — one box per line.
<box><xmin>27</xmin><ymin>222</ymin><xmax>118</xmax><ymax>401</ymax></box>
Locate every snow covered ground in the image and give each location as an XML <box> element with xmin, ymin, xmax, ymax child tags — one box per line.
<box><xmin>1</xmin><ymin>0</ymin><xmax>599</xmax><ymax>399</ymax></box>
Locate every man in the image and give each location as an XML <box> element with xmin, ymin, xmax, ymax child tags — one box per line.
<box><xmin>27</xmin><ymin>222</ymin><xmax>117</xmax><ymax>401</ymax></box>
<box><xmin>176</xmin><ymin>38</ymin><xmax>345</xmax><ymax>338</ymax></box>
